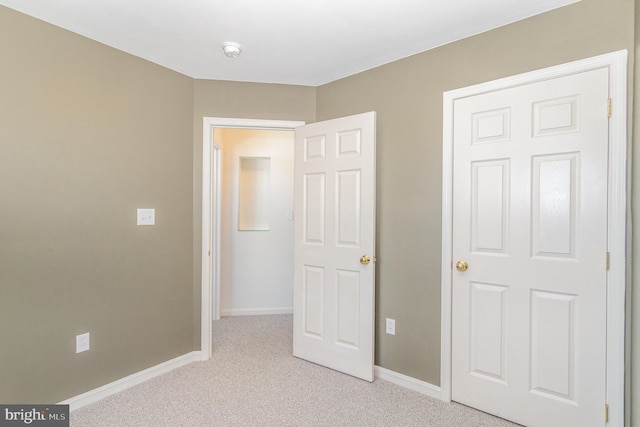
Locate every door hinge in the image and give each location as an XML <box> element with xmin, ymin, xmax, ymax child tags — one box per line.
<box><xmin>607</xmin><ymin>98</ymin><xmax>612</xmax><ymax>118</ymax></box>
<box><xmin>606</xmin><ymin>252</ymin><xmax>610</xmax><ymax>270</ymax></box>
<box><xmin>604</xmin><ymin>403</ymin><xmax>609</xmax><ymax>423</ymax></box>
<box><xmin>208</xmin><ymin>250</ymin><xmax>211</xmax><ymax>257</ymax></box>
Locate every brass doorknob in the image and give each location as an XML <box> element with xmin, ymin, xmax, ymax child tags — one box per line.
<box><xmin>456</xmin><ymin>261</ymin><xmax>468</xmax><ymax>272</ymax></box>
<box><xmin>360</xmin><ymin>255</ymin><xmax>371</xmax><ymax>265</ymax></box>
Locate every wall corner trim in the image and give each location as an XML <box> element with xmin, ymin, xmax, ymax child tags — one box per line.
<box><xmin>60</xmin><ymin>351</ymin><xmax>202</xmax><ymax>411</ymax></box>
<box><xmin>374</xmin><ymin>366</ymin><xmax>443</xmax><ymax>400</ymax></box>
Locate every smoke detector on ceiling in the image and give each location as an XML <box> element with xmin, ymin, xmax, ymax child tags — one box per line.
<box><xmin>222</xmin><ymin>42</ymin><xmax>242</xmax><ymax>58</ymax></box>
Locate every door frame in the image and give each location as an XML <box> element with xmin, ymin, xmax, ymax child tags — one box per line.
<box><xmin>201</xmin><ymin>117</ymin><xmax>305</xmax><ymax>360</ymax></box>
<box><xmin>440</xmin><ymin>50</ymin><xmax>628</xmax><ymax>425</ymax></box>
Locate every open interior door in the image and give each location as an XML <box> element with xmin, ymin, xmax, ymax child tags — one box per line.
<box><xmin>293</xmin><ymin>112</ymin><xmax>376</xmax><ymax>381</ymax></box>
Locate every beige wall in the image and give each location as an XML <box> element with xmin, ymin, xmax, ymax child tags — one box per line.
<box><xmin>316</xmin><ymin>0</ymin><xmax>636</xmax><ymax>400</ymax></box>
<box><xmin>0</xmin><ymin>6</ymin><xmax>195</xmax><ymax>402</ymax></box>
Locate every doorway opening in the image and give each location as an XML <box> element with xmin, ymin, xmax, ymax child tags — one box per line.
<box><xmin>215</xmin><ymin>127</ymin><xmax>295</xmax><ymax>317</ymax></box>
<box><xmin>201</xmin><ymin>118</ymin><xmax>305</xmax><ymax>360</ymax></box>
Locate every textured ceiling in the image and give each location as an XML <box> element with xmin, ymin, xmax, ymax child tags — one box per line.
<box><xmin>0</xmin><ymin>0</ymin><xmax>579</xmax><ymax>86</ymax></box>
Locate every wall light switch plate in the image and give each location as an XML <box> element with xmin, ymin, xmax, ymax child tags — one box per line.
<box><xmin>137</xmin><ymin>208</ymin><xmax>155</xmax><ymax>226</ymax></box>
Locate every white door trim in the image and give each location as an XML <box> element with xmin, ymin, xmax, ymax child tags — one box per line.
<box><xmin>201</xmin><ymin>117</ymin><xmax>305</xmax><ymax>360</ymax></box>
<box><xmin>440</xmin><ymin>50</ymin><xmax>628</xmax><ymax>425</ymax></box>
<box><xmin>211</xmin><ymin>142</ymin><xmax>221</xmax><ymax>321</ymax></box>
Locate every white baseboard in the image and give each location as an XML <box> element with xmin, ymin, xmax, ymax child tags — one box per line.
<box><xmin>59</xmin><ymin>351</ymin><xmax>438</xmax><ymax>411</ymax></box>
<box><xmin>221</xmin><ymin>307</ymin><xmax>293</xmax><ymax>317</ymax></box>
<box><xmin>374</xmin><ymin>366</ymin><xmax>443</xmax><ymax>400</ymax></box>
<box><xmin>60</xmin><ymin>351</ymin><xmax>202</xmax><ymax>411</ymax></box>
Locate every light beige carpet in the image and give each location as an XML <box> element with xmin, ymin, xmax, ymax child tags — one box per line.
<box><xmin>71</xmin><ymin>315</ymin><xmax>518</xmax><ymax>426</ymax></box>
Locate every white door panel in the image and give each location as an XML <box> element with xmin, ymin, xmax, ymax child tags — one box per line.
<box><xmin>293</xmin><ymin>112</ymin><xmax>376</xmax><ymax>381</ymax></box>
<box><xmin>452</xmin><ymin>68</ymin><xmax>609</xmax><ymax>426</ymax></box>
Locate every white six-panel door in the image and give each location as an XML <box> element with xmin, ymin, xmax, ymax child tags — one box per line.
<box><xmin>293</xmin><ymin>112</ymin><xmax>376</xmax><ymax>381</ymax></box>
<box><xmin>451</xmin><ymin>68</ymin><xmax>609</xmax><ymax>426</ymax></box>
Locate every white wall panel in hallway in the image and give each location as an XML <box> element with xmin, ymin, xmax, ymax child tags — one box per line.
<box><xmin>216</xmin><ymin>128</ymin><xmax>295</xmax><ymax>316</ymax></box>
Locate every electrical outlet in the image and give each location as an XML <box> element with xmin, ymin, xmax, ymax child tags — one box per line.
<box><xmin>76</xmin><ymin>333</ymin><xmax>90</xmax><ymax>353</ymax></box>
<box><xmin>386</xmin><ymin>318</ymin><xmax>396</xmax><ymax>335</ymax></box>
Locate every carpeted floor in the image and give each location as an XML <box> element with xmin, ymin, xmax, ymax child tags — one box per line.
<box><xmin>71</xmin><ymin>315</ymin><xmax>518</xmax><ymax>426</ymax></box>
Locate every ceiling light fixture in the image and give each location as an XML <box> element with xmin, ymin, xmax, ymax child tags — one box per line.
<box><xmin>222</xmin><ymin>42</ymin><xmax>242</xmax><ymax>58</ymax></box>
